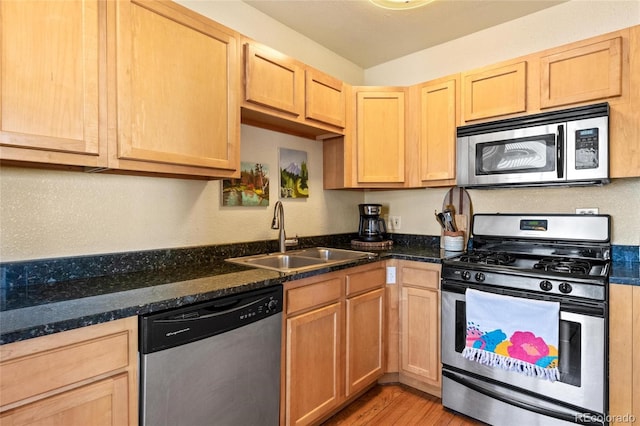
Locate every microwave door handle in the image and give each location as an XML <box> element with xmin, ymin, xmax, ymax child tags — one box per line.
<box><xmin>557</xmin><ymin>124</ymin><xmax>565</xmax><ymax>179</ymax></box>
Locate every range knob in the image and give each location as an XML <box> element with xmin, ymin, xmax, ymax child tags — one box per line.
<box><xmin>559</xmin><ymin>282</ymin><xmax>573</xmax><ymax>294</ymax></box>
<box><xmin>539</xmin><ymin>280</ymin><xmax>553</xmax><ymax>291</ymax></box>
<box><xmin>475</xmin><ymin>273</ymin><xmax>486</xmax><ymax>282</ymax></box>
<box><xmin>461</xmin><ymin>271</ymin><xmax>471</xmax><ymax>281</ymax></box>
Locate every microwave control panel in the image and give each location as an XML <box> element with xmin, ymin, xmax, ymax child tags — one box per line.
<box><xmin>574</xmin><ymin>128</ymin><xmax>599</xmax><ymax>169</ymax></box>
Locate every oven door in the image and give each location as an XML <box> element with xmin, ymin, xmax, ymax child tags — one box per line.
<box><xmin>441</xmin><ymin>283</ymin><xmax>607</xmax><ymax>421</ymax></box>
<box><xmin>457</xmin><ymin>123</ymin><xmax>565</xmax><ymax>187</ymax></box>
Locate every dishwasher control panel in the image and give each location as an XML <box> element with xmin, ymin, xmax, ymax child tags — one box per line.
<box><xmin>140</xmin><ymin>285</ymin><xmax>283</xmax><ymax>354</ymax></box>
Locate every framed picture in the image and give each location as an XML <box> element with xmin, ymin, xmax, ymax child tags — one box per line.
<box><xmin>279</xmin><ymin>148</ymin><xmax>309</xmax><ymax>199</ymax></box>
<box><xmin>221</xmin><ymin>162</ymin><xmax>270</xmax><ymax>206</ymax></box>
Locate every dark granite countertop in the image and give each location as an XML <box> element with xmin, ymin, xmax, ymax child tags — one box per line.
<box><xmin>2</xmin><ymin>234</ymin><xmax>636</xmax><ymax>346</ymax></box>
<box><xmin>0</xmin><ymin>234</ymin><xmax>447</xmax><ymax>345</ymax></box>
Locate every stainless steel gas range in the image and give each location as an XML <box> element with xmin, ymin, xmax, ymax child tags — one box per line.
<box><xmin>441</xmin><ymin>213</ymin><xmax>611</xmax><ymax>426</ymax></box>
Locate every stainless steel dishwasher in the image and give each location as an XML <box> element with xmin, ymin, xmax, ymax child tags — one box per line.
<box><xmin>139</xmin><ymin>285</ymin><xmax>283</xmax><ymax>426</ymax></box>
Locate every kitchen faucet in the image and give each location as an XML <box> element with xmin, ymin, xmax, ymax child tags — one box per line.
<box><xmin>271</xmin><ymin>201</ymin><xmax>298</xmax><ymax>253</ymax></box>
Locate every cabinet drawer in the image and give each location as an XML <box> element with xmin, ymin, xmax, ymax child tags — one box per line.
<box><xmin>346</xmin><ymin>266</ymin><xmax>386</xmax><ymax>297</ymax></box>
<box><xmin>0</xmin><ymin>321</ymin><xmax>132</xmax><ymax>407</ymax></box>
<box><xmin>287</xmin><ymin>277</ymin><xmax>342</xmax><ymax>315</ymax></box>
<box><xmin>400</xmin><ymin>263</ymin><xmax>440</xmax><ymax>290</ymax></box>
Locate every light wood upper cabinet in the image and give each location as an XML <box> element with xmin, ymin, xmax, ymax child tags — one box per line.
<box><xmin>305</xmin><ymin>69</ymin><xmax>346</xmax><ymax>129</ymax></box>
<box><xmin>0</xmin><ymin>317</ymin><xmax>138</xmax><ymax>425</ymax></box>
<box><xmin>241</xmin><ymin>40</ymin><xmax>345</xmax><ymax>139</ymax></box>
<box><xmin>244</xmin><ymin>43</ymin><xmax>303</xmax><ymax>116</ymax></box>
<box><xmin>413</xmin><ymin>76</ymin><xmax>459</xmax><ymax>186</ymax></box>
<box><xmin>110</xmin><ymin>0</ymin><xmax>239</xmax><ymax>178</ymax></box>
<box><xmin>355</xmin><ymin>88</ymin><xmax>406</xmax><ymax>184</ymax></box>
<box><xmin>461</xmin><ymin>61</ymin><xmax>527</xmax><ymax>123</ymax></box>
<box><xmin>540</xmin><ymin>37</ymin><xmax>622</xmax><ymax>109</ymax></box>
<box><xmin>0</xmin><ymin>0</ymin><xmax>107</xmax><ymax>168</ymax></box>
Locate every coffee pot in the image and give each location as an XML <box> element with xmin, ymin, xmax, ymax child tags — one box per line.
<box><xmin>358</xmin><ymin>204</ymin><xmax>387</xmax><ymax>242</ymax></box>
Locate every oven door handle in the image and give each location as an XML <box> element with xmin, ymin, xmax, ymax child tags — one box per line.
<box><xmin>442</xmin><ymin>370</ymin><xmax>603</xmax><ymax>425</ymax></box>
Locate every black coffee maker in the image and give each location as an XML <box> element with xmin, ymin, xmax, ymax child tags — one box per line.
<box><xmin>358</xmin><ymin>204</ymin><xmax>387</xmax><ymax>242</ymax></box>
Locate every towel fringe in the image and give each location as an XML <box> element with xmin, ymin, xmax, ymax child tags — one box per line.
<box><xmin>462</xmin><ymin>347</ymin><xmax>560</xmax><ymax>382</ymax></box>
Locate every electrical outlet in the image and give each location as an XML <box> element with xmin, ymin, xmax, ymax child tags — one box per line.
<box><xmin>389</xmin><ymin>215</ymin><xmax>401</xmax><ymax>230</ymax></box>
<box><xmin>386</xmin><ymin>266</ymin><xmax>396</xmax><ymax>284</ymax></box>
<box><xmin>576</xmin><ymin>208</ymin><xmax>599</xmax><ymax>215</ymax></box>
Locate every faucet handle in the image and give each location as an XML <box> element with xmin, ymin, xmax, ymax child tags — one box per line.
<box><xmin>285</xmin><ymin>236</ymin><xmax>299</xmax><ymax>247</ymax></box>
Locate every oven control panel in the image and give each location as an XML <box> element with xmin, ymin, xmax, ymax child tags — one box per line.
<box><xmin>442</xmin><ymin>266</ymin><xmax>605</xmax><ymax>301</ymax></box>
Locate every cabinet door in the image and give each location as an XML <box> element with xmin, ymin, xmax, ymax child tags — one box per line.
<box><xmin>462</xmin><ymin>61</ymin><xmax>527</xmax><ymax>122</ymax></box>
<box><xmin>286</xmin><ymin>303</ymin><xmax>342</xmax><ymax>426</ymax></box>
<box><xmin>305</xmin><ymin>69</ymin><xmax>345</xmax><ymax>128</ymax></box>
<box><xmin>1</xmin><ymin>374</ymin><xmax>129</xmax><ymax>426</ymax></box>
<box><xmin>114</xmin><ymin>0</ymin><xmax>238</xmax><ymax>175</ymax></box>
<box><xmin>0</xmin><ymin>0</ymin><xmax>106</xmax><ymax>167</ymax></box>
<box><xmin>356</xmin><ymin>90</ymin><xmax>405</xmax><ymax>183</ymax></box>
<box><xmin>419</xmin><ymin>78</ymin><xmax>457</xmax><ymax>183</ymax></box>
<box><xmin>540</xmin><ymin>38</ymin><xmax>622</xmax><ymax>109</ymax></box>
<box><xmin>400</xmin><ymin>286</ymin><xmax>440</xmax><ymax>387</ymax></box>
<box><xmin>609</xmin><ymin>284</ymin><xmax>640</xmax><ymax>421</ymax></box>
<box><xmin>244</xmin><ymin>43</ymin><xmax>303</xmax><ymax>116</ymax></box>
<box><xmin>346</xmin><ymin>288</ymin><xmax>384</xmax><ymax>397</ymax></box>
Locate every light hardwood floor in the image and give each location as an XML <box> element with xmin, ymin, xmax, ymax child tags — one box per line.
<box><xmin>322</xmin><ymin>384</ymin><xmax>486</xmax><ymax>426</ymax></box>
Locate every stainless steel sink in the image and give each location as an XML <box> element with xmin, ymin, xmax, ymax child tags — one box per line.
<box><xmin>246</xmin><ymin>254</ymin><xmax>326</xmax><ymax>270</ymax></box>
<box><xmin>291</xmin><ymin>247</ymin><xmax>374</xmax><ymax>261</ymax></box>
<box><xmin>225</xmin><ymin>247</ymin><xmax>376</xmax><ymax>274</ymax></box>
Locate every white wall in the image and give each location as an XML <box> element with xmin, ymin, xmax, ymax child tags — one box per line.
<box><xmin>364</xmin><ymin>0</ymin><xmax>640</xmax><ymax>245</ymax></box>
<box><xmin>0</xmin><ymin>126</ymin><xmax>364</xmax><ymax>262</ymax></box>
<box><xmin>176</xmin><ymin>0</ymin><xmax>364</xmax><ymax>85</ymax></box>
<box><xmin>366</xmin><ymin>0</ymin><xmax>640</xmax><ymax>85</ymax></box>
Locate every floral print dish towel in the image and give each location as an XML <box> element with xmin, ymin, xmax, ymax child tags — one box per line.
<box><xmin>462</xmin><ymin>288</ymin><xmax>560</xmax><ymax>382</ymax></box>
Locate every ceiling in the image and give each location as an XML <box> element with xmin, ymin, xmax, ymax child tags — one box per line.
<box><xmin>242</xmin><ymin>0</ymin><xmax>567</xmax><ymax>69</ymax></box>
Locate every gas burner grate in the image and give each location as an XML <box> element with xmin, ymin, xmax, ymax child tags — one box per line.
<box><xmin>533</xmin><ymin>258</ymin><xmax>592</xmax><ymax>275</ymax></box>
<box><xmin>459</xmin><ymin>252</ymin><xmax>516</xmax><ymax>266</ymax></box>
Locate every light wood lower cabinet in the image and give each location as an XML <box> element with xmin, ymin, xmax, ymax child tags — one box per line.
<box><xmin>346</xmin><ymin>288</ymin><xmax>384</xmax><ymax>397</ymax></box>
<box><xmin>397</xmin><ymin>261</ymin><xmax>442</xmax><ymax>397</ymax></box>
<box><xmin>1</xmin><ymin>374</ymin><xmax>129</xmax><ymax>426</ymax></box>
<box><xmin>0</xmin><ymin>317</ymin><xmax>138</xmax><ymax>425</ymax></box>
<box><xmin>609</xmin><ymin>283</ymin><xmax>640</xmax><ymax>422</ymax></box>
<box><xmin>286</xmin><ymin>302</ymin><xmax>342</xmax><ymax>426</ymax></box>
<box><xmin>282</xmin><ymin>262</ymin><xmax>386</xmax><ymax>426</ymax></box>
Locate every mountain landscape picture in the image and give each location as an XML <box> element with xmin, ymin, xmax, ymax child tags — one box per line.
<box><xmin>221</xmin><ymin>162</ymin><xmax>269</xmax><ymax>206</ymax></box>
<box><xmin>279</xmin><ymin>148</ymin><xmax>309</xmax><ymax>199</ymax></box>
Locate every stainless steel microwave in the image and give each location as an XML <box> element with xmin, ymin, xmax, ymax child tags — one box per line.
<box><xmin>456</xmin><ymin>103</ymin><xmax>609</xmax><ymax>188</ymax></box>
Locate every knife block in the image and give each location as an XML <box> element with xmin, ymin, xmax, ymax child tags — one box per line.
<box><xmin>440</xmin><ymin>214</ymin><xmax>469</xmax><ymax>250</ymax></box>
